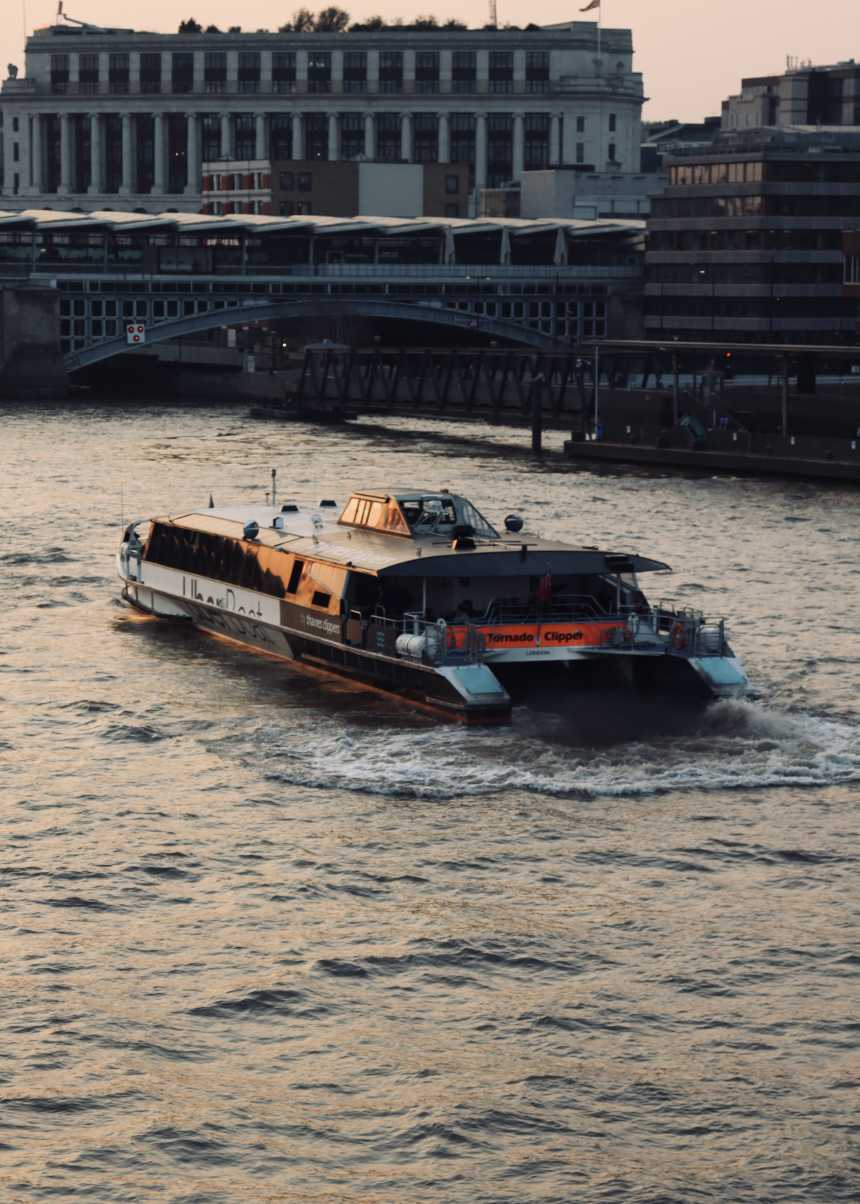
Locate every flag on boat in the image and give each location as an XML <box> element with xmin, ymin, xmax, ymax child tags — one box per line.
<box><xmin>580</xmin><ymin>0</ymin><xmax>600</xmax><ymax>11</ymax></box>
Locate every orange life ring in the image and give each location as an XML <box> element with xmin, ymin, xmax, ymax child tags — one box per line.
<box><xmin>671</xmin><ymin>621</ymin><xmax>687</xmax><ymax>650</ymax></box>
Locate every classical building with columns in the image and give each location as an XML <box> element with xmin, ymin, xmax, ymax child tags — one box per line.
<box><xmin>0</xmin><ymin>19</ymin><xmax>643</xmax><ymax>214</ymax></box>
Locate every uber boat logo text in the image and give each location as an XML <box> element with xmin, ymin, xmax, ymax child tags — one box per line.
<box><xmin>183</xmin><ymin>577</ymin><xmax>263</xmax><ymax>618</ymax></box>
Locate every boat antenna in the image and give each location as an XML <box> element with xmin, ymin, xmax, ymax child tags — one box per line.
<box><xmin>208</xmin><ymin>493</ymin><xmax>214</xmax><ymax>508</ymax></box>
<box><xmin>271</xmin><ymin>467</ymin><xmax>277</xmax><ymax>508</ymax></box>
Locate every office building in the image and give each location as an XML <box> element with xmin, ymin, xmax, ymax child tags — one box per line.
<box><xmin>0</xmin><ymin>18</ymin><xmax>643</xmax><ymax>213</ymax></box>
<box><xmin>645</xmin><ymin>131</ymin><xmax>860</xmax><ymax>343</ymax></box>
<box><xmin>723</xmin><ymin>60</ymin><xmax>860</xmax><ymax>131</ymax></box>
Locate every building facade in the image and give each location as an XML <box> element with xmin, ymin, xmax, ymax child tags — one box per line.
<box><xmin>201</xmin><ymin>158</ymin><xmax>472</xmax><ymax>218</ymax></box>
<box><xmin>723</xmin><ymin>61</ymin><xmax>860</xmax><ymax>131</ymax></box>
<box><xmin>645</xmin><ymin>135</ymin><xmax>860</xmax><ymax>343</ymax></box>
<box><xmin>0</xmin><ymin>19</ymin><xmax>643</xmax><ymax>213</ymax></box>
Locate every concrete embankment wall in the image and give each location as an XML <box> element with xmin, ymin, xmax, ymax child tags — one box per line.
<box><xmin>0</xmin><ymin>286</ymin><xmax>67</xmax><ymax>400</ymax></box>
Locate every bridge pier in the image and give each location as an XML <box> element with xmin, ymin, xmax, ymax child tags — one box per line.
<box><xmin>0</xmin><ymin>286</ymin><xmax>66</xmax><ymax>400</ymax></box>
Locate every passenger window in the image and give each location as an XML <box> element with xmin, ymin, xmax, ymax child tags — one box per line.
<box><xmin>286</xmin><ymin>559</ymin><xmax>304</xmax><ymax>593</ymax></box>
<box><xmin>311</xmin><ymin>590</ymin><xmax>331</xmax><ymax>608</ymax></box>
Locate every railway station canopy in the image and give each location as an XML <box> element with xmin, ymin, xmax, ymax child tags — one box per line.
<box><xmin>0</xmin><ymin>210</ymin><xmax>644</xmax><ymax>271</ymax></box>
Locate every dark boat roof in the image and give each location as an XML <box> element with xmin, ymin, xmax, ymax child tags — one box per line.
<box><xmin>159</xmin><ymin>494</ymin><xmax>672</xmax><ymax>578</ymax></box>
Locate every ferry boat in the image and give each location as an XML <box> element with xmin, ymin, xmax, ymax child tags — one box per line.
<box><xmin>117</xmin><ymin>486</ymin><xmax>749</xmax><ymax>724</ymax></box>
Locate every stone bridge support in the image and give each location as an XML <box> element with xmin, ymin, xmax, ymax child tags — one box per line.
<box><xmin>0</xmin><ymin>286</ymin><xmax>67</xmax><ymax>400</ymax></box>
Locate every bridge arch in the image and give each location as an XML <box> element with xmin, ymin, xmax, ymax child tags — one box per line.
<box><xmin>65</xmin><ymin>296</ymin><xmax>565</xmax><ymax>372</ymax></box>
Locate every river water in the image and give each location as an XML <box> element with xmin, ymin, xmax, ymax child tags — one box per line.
<box><xmin>1</xmin><ymin>405</ymin><xmax>858</xmax><ymax>1202</ymax></box>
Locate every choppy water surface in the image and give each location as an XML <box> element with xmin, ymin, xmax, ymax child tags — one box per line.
<box><xmin>1</xmin><ymin>405</ymin><xmax>858</xmax><ymax>1202</ymax></box>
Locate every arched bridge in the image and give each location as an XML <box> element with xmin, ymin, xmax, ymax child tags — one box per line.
<box><xmin>63</xmin><ymin>289</ymin><xmax>565</xmax><ymax>371</ymax></box>
<box><xmin>52</xmin><ymin>264</ymin><xmax>631</xmax><ymax>372</ymax></box>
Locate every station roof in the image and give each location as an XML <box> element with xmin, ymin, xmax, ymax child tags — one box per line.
<box><xmin>0</xmin><ymin>208</ymin><xmax>645</xmax><ymax>240</ymax></box>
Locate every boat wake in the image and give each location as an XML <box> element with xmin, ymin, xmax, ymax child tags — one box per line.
<box><xmin>251</xmin><ymin>697</ymin><xmax>860</xmax><ymax>801</ymax></box>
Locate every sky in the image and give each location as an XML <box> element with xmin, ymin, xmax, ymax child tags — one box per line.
<box><xmin>4</xmin><ymin>1</ymin><xmax>855</xmax><ymax>121</ymax></box>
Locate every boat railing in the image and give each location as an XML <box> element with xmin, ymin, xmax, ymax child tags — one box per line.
<box><xmin>350</xmin><ymin>609</ymin><xmax>485</xmax><ymax>666</ymax></box>
<box><xmin>482</xmin><ymin>593</ymin><xmax>610</xmax><ymax>624</ymax></box>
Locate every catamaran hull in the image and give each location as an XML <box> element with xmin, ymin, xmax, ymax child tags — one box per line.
<box><xmin>122</xmin><ymin>581</ymin><xmax>512</xmax><ymax>724</ymax></box>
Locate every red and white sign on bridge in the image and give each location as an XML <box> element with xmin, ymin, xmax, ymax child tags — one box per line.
<box><xmin>126</xmin><ymin>323</ymin><xmax>146</xmax><ymax>346</ymax></box>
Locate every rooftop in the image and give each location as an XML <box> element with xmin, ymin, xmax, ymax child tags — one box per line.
<box><xmin>0</xmin><ymin>209</ymin><xmax>645</xmax><ymax>239</ymax></box>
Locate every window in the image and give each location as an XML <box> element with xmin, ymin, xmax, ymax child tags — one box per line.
<box><xmin>273</xmin><ymin>51</ymin><xmax>296</xmax><ymax>93</ymax></box>
<box><xmin>340</xmin><ymin>112</ymin><xmax>364</xmax><ymax>159</ymax></box>
<box><xmin>608</xmin><ymin>142</ymin><xmax>616</xmax><ymax>162</ymax></box>
<box><xmin>489</xmin><ymin>50</ymin><xmax>513</xmax><ymax>94</ymax></box>
<box><xmin>609</xmin><ymin>112</ymin><xmax>616</xmax><ymax>132</ymax></box>
<box><xmin>297</xmin><ymin>172</ymin><xmax>311</xmax><ymax>191</ymax></box>
<box><xmin>172</xmin><ymin>52</ymin><xmax>194</xmax><ymax>94</ymax></box>
<box><xmin>379</xmin><ymin>51</ymin><xmax>403</xmax><ymax>93</ymax></box>
<box><xmin>108</xmin><ymin>53</ymin><xmax>129</xmax><ymax>93</ymax></box>
<box><xmin>238</xmin><ymin>51</ymin><xmax>260</xmax><ymax>93</ymax></box>
<box><xmin>444</xmin><ymin>202</ymin><xmax>459</xmax><ymax>217</ymax></box>
<box><xmin>413</xmin><ymin>112</ymin><xmax>438</xmax><ymax>162</ymax></box>
<box><xmin>235</xmin><ymin>114</ymin><xmax>255</xmax><ymax>159</ymax></box>
<box><xmin>11</xmin><ymin>117</ymin><xmax>18</xmax><ymax>133</ymax></box>
<box><xmin>270</xmin><ymin>114</ymin><xmax>292</xmax><ymax>158</ymax></box>
<box><xmin>308</xmin><ymin>50</ymin><xmax>331</xmax><ymax>93</ymax></box>
<box><xmin>140</xmin><ymin>52</ymin><xmax>161</xmax><ymax>93</ymax></box>
<box><xmin>445</xmin><ymin>173</ymin><xmax>459</xmax><ymax>194</ymax></box>
<box><xmin>576</xmin><ymin>142</ymin><xmax>584</xmax><ymax>163</ymax></box>
<box><xmin>415</xmin><ymin>50</ymin><xmax>439</xmax><ymax>94</ymax></box>
<box><xmin>204</xmin><ymin>51</ymin><xmax>227</xmax><ymax>93</ymax></box>
<box><xmin>344</xmin><ymin>50</ymin><xmax>366</xmax><ymax>92</ymax></box>
<box><xmin>311</xmin><ymin>590</ymin><xmax>331</xmax><ymax>608</ymax></box>
<box><xmin>525</xmin><ymin>50</ymin><xmax>549</xmax><ymax>93</ymax></box>
<box><xmin>287</xmin><ymin>559</ymin><xmax>304</xmax><ymax>593</ymax></box>
<box><xmin>576</xmin><ymin>115</ymin><xmax>585</xmax><ymax>133</ymax></box>
<box><xmin>452</xmin><ymin>50</ymin><xmax>476</xmax><ymax>93</ymax></box>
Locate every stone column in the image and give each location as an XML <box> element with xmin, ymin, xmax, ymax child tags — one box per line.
<box><xmin>439</xmin><ymin>49</ymin><xmax>452</xmax><ymax>95</ymax></box>
<box><xmin>437</xmin><ymin>112</ymin><xmax>450</xmax><ymax>163</ymax></box>
<box><xmin>367</xmin><ymin>50</ymin><xmax>379</xmax><ymax>92</ymax></box>
<box><xmin>153</xmin><ymin>112</ymin><xmax>166</xmax><ymax>193</ymax></box>
<box><xmin>31</xmin><ymin>113</ymin><xmax>43</xmax><ymax>193</ymax></box>
<box><xmin>59</xmin><ymin>112</ymin><xmax>72</xmax><ymax>193</ymax></box>
<box><xmin>221</xmin><ymin>112</ymin><xmax>232</xmax><ymax>159</ymax></box>
<box><xmin>88</xmin><ymin>114</ymin><xmax>104</xmax><ymax>194</ymax></box>
<box><xmin>331</xmin><ymin>49</ymin><xmax>343</xmax><ymax>93</ymax></box>
<box><xmin>226</xmin><ymin>50</ymin><xmax>238</xmax><ymax>93</ymax></box>
<box><xmin>185</xmin><ymin>112</ymin><xmax>200</xmax><ymax>194</ymax></box>
<box><xmin>403</xmin><ymin>49</ymin><xmax>415</xmax><ymax>94</ymax></box>
<box><xmin>512</xmin><ymin>112</ymin><xmax>524</xmax><ymax>179</ymax></box>
<box><xmin>364</xmin><ymin>112</ymin><xmax>375</xmax><ymax>159</ymax></box>
<box><xmin>476</xmin><ymin>49</ymin><xmax>489</xmax><ymax>95</ymax></box>
<box><xmin>327</xmin><ymin>112</ymin><xmax>338</xmax><ymax>161</ymax></box>
<box><xmin>120</xmin><ymin>111</ymin><xmax>134</xmax><ymax>195</ymax></box>
<box><xmin>192</xmin><ymin>50</ymin><xmax>204</xmax><ymax>92</ymax></box>
<box><xmin>400</xmin><ymin>112</ymin><xmax>412</xmax><ymax>162</ymax></box>
<box><xmin>475</xmin><ymin>112</ymin><xmax>487</xmax><ymax>192</ymax></box>
<box><xmin>129</xmin><ymin>51</ymin><xmax>140</xmax><ymax>94</ymax></box>
<box><xmin>550</xmin><ymin>113</ymin><xmax>562</xmax><ymax>165</ymax></box>
<box><xmin>260</xmin><ymin>50</ymin><xmax>272</xmax><ymax>92</ymax></box>
<box><xmin>296</xmin><ymin>50</ymin><xmax>308</xmax><ymax>90</ymax></box>
<box><xmin>291</xmin><ymin>112</ymin><xmax>303</xmax><ymax>160</ymax></box>
<box><xmin>255</xmin><ymin>112</ymin><xmax>267</xmax><ymax>159</ymax></box>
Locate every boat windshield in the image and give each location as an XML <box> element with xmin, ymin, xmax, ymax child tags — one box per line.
<box><xmin>400</xmin><ymin>495</ymin><xmax>498</xmax><ymax>538</ymax></box>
